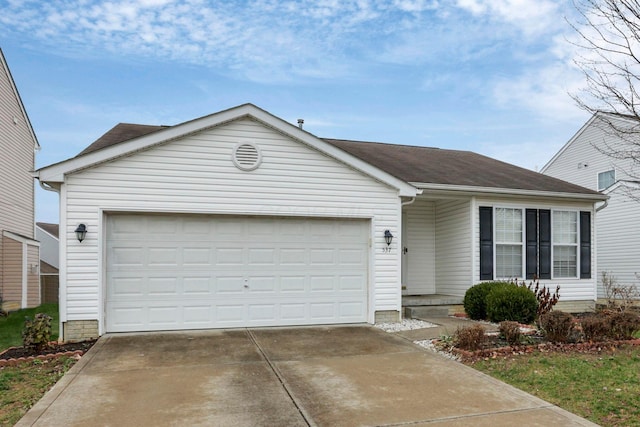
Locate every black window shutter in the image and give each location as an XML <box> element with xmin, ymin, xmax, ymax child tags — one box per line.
<box><xmin>479</xmin><ymin>207</ymin><xmax>493</xmax><ymax>280</ymax></box>
<box><xmin>580</xmin><ymin>211</ymin><xmax>591</xmax><ymax>279</ymax></box>
<box><xmin>538</xmin><ymin>209</ymin><xmax>551</xmax><ymax>279</ymax></box>
<box><xmin>525</xmin><ymin>209</ymin><xmax>538</xmax><ymax>279</ymax></box>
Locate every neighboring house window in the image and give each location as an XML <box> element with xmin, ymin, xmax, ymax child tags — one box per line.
<box><xmin>552</xmin><ymin>211</ymin><xmax>578</xmax><ymax>278</ymax></box>
<box><xmin>597</xmin><ymin>170</ymin><xmax>615</xmax><ymax>190</ymax></box>
<box><xmin>495</xmin><ymin>208</ymin><xmax>523</xmax><ymax>278</ymax></box>
<box><xmin>479</xmin><ymin>207</ymin><xmax>591</xmax><ymax>281</ymax></box>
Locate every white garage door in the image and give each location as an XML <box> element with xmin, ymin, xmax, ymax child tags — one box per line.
<box><xmin>106</xmin><ymin>214</ymin><xmax>369</xmax><ymax>332</ymax></box>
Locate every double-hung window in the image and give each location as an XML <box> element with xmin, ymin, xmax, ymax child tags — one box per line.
<box><xmin>552</xmin><ymin>210</ymin><xmax>578</xmax><ymax>278</ymax></box>
<box><xmin>495</xmin><ymin>208</ymin><xmax>523</xmax><ymax>278</ymax></box>
<box><xmin>479</xmin><ymin>206</ymin><xmax>591</xmax><ymax>281</ymax></box>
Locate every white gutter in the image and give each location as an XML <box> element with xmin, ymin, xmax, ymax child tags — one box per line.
<box><xmin>410</xmin><ymin>182</ymin><xmax>607</xmax><ymax>201</ymax></box>
<box><xmin>38</xmin><ymin>178</ymin><xmax>60</xmax><ymax>194</ymax></box>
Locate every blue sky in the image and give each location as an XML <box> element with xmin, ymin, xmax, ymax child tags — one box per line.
<box><xmin>1</xmin><ymin>0</ymin><xmax>591</xmax><ymax>223</ymax></box>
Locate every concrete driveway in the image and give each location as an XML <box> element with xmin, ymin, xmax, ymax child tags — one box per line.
<box><xmin>17</xmin><ymin>325</ymin><xmax>597</xmax><ymax>426</ymax></box>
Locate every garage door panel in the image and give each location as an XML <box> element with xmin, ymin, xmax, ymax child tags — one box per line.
<box><xmin>106</xmin><ymin>214</ymin><xmax>369</xmax><ymax>332</ymax></box>
<box><xmin>183</xmin><ymin>277</ymin><xmax>211</xmax><ymax>294</ymax></box>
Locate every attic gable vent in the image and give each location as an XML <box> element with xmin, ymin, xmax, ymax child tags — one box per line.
<box><xmin>232</xmin><ymin>142</ymin><xmax>262</xmax><ymax>171</ymax></box>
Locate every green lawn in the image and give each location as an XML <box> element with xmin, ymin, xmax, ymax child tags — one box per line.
<box><xmin>0</xmin><ymin>304</ymin><xmax>59</xmax><ymax>352</ymax></box>
<box><xmin>0</xmin><ymin>357</ymin><xmax>76</xmax><ymax>426</ymax></box>
<box><xmin>471</xmin><ymin>346</ymin><xmax>640</xmax><ymax>426</ymax></box>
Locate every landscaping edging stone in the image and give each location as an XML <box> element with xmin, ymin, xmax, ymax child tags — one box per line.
<box><xmin>451</xmin><ymin>338</ymin><xmax>640</xmax><ymax>362</ymax></box>
<box><xmin>0</xmin><ymin>341</ymin><xmax>91</xmax><ymax>368</ymax></box>
<box><xmin>0</xmin><ymin>348</ymin><xmax>84</xmax><ymax>367</ymax></box>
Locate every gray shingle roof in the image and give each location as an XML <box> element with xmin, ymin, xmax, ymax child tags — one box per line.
<box><xmin>324</xmin><ymin>138</ymin><xmax>600</xmax><ymax>195</ymax></box>
<box><xmin>75</xmin><ymin>122</ymin><xmax>601</xmax><ymax>196</ymax></box>
<box><xmin>36</xmin><ymin>222</ymin><xmax>59</xmax><ymax>238</ymax></box>
<box><xmin>77</xmin><ymin>123</ymin><xmax>167</xmax><ymax>156</ymax></box>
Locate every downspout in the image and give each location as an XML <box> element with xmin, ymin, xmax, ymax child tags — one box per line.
<box><xmin>401</xmin><ymin>197</ymin><xmax>416</xmax><ymax>207</ymax></box>
<box><xmin>596</xmin><ymin>199</ymin><xmax>608</xmax><ymax>212</ymax></box>
<box><xmin>38</xmin><ymin>178</ymin><xmax>64</xmax><ymax>340</ymax></box>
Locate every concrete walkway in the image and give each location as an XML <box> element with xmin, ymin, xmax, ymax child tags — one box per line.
<box><xmin>17</xmin><ymin>325</ymin><xmax>597</xmax><ymax>427</ymax></box>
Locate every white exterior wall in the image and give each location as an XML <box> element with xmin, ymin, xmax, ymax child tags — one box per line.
<box><xmin>403</xmin><ymin>199</ymin><xmax>435</xmax><ymax>294</ymax></box>
<box><xmin>596</xmin><ymin>186</ymin><xmax>640</xmax><ymax>294</ymax></box>
<box><xmin>542</xmin><ymin>117</ymin><xmax>635</xmax><ymax>190</ymax></box>
<box><xmin>60</xmin><ymin>118</ymin><xmax>402</xmax><ymax>327</ymax></box>
<box><xmin>435</xmin><ymin>199</ymin><xmax>472</xmax><ymax>296</ymax></box>
<box><xmin>36</xmin><ymin>226</ymin><xmax>59</xmax><ymax>269</ymax></box>
<box><xmin>543</xmin><ymin>115</ymin><xmax>640</xmax><ymax>297</ymax></box>
<box><xmin>472</xmin><ymin>196</ymin><xmax>597</xmax><ymax>301</ymax></box>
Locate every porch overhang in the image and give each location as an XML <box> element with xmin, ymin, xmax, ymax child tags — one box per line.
<box><xmin>409</xmin><ymin>182</ymin><xmax>608</xmax><ymax>202</ymax></box>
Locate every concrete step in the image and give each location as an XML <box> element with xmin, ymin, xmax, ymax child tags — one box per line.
<box><xmin>404</xmin><ymin>305</ymin><xmax>450</xmax><ymax>318</ymax></box>
<box><xmin>401</xmin><ymin>295</ymin><xmax>463</xmax><ymax>306</ymax></box>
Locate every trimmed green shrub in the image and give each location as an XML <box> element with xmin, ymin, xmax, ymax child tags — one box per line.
<box><xmin>608</xmin><ymin>311</ymin><xmax>640</xmax><ymax>340</ymax></box>
<box><xmin>453</xmin><ymin>324</ymin><xmax>487</xmax><ymax>350</ymax></box>
<box><xmin>486</xmin><ymin>284</ymin><xmax>538</xmax><ymax>324</ymax></box>
<box><xmin>464</xmin><ymin>281</ymin><xmax>509</xmax><ymax>320</ymax></box>
<box><xmin>499</xmin><ymin>321</ymin><xmax>522</xmax><ymax>345</ymax></box>
<box><xmin>22</xmin><ymin>313</ymin><xmax>52</xmax><ymax>352</ymax></box>
<box><xmin>539</xmin><ymin>310</ymin><xmax>575</xmax><ymax>343</ymax></box>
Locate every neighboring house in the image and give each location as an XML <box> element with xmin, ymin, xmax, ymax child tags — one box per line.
<box><xmin>542</xmin><ymin>112</ymin><xmax>640</xmax><ymax>298</ymax></box>
<box><xmin>0</xmin><ymin>48</ymin><xmax>40</xmax><ymax>311</ymax></box>
<box><xmin>36</xmin><ymin>222</ymin><xmax>59</xmax><ymax>303</ymax></box>
<box><xmin>37</xmin><ymin>104</ymin><xmax>606</xmax><ymax>341</ymax></box>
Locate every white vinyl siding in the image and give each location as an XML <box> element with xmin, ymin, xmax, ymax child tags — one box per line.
<box><xmin>542</xmin><ymin>114</ymin><xmax>639</xmax><ymax>298</ymax></box>
<box><xmin>595</xmin><ymin>186</ymin><xmax>640</xmax><ymax>296</ymax></box>
<box><xmin>403</xmin><ymin>199</ymin><xmax>435</xmax><ymax>294</ymax></box>
<box><xmin>61</xmin><ymin>118</ymin><xmax>401</xmax><ymax>324</ymax></box>
<box><xmin>36</xmin><ymin>227</ymin><xmax>60</xmax><ymax>269</ymax></box>
<box><xmin>474</xmin><ymin>196</ymin><xmax>597</xmax><ymax>301</ymax></box>
<box><xmin>542</xmin><ymin>115</ymin><xmax>634</xmax><ymax>191</ymax></box>
<box><xmin>435</xmin><ymin>199</ymin><xmax>472</xmax><ymax>296</ymax></box>
<box><xmin>0</xmin><ymin>54</ymin><xmax>38</xmax><ymax>303</ymax></box>
<box><xmin>494</xmin><ymin>208</ymin><xmax>523</xmax><ymax>279</ymax></box>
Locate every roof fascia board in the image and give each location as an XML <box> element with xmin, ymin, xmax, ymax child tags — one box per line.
<box><xmin>35</xmin><ymin>224</ymin><xmax>60</xmax><ymax>241</ymax></box>
<box><xmin>540</xmin><ymin>112</ymin><xmax>639</xmax><ymax>173</ymax></box>
<box><xmin>540</xmin><ymin>113</ymin><xmax>598</xmax><ymax>173</ymax></box>
<box><xmin>0</xmin><ymin>49</ymin><xmax>40</xmax><ymax>150</ymax></box>
<box><xmin>410</xmin><ymin>182</ymin><xmax>607</xmax><ymax>201</ymax></box>
<box><xmin>3</xmin><ymin>230</ymin><xmax>40</xmax><ymax>246</ymax></box>
<box><xmin>604</xmin><ymin>180</ymin><xmax>640</xmax><ymax>194</ymax></box>
<box><xmin>37</xmin><ymin>104</ymin><xmax>418</xmax><ymax>197</ymax></box>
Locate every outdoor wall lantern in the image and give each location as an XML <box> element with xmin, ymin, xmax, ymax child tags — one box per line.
<box><xmin>384</xmin><ymin>229</ymin><xmax>394</xmax><ymax>246</ymax></box>
<box><xmin>75</xmin><ymin>224</ymin><xmax>87</xmax><ymax>242</ymax></box>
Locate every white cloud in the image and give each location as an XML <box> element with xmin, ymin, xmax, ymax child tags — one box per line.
<box><xmin>455</xmin><ymin>0</ymin><xmax>562</xmax><ymax>36</ymax></box>
<box><xmin>492</xmin><ymin>62</ymin><xmax>587</xmax><ymax>122</ymax></box>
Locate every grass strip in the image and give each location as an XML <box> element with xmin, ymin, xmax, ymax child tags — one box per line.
<box><xmin>0</xmin><ymin>304</ymin><xmax>59</xmax><ymax>352</ymax></box>
<box><xmin>471</xmin><ymin>345</ymin><xmax>640</xmax><ymax>426</ymax></box>
<box><xmin>0</xmin><ymin>356</ymin><xmax>76</xmax><ymax>426</ymax></box>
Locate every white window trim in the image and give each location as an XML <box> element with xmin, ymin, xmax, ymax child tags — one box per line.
<box><xmin>597</xmin><ymin>169</ymin><xmax>616</xmax><ymax>191</ymax></box>
<box><xmin>493</xmin><ymin>207</ymin><xmax>525</xmax><ymax>280</ymax></box>
<box><xmin>551</xmin><ymin>209</ymin><xmax>579</xmax><ymax>279</ymax></box>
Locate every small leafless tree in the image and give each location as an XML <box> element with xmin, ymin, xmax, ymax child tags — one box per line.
<box><xmin>601</xmin><ymin>271</ymin><xmax>640</xmax><ymax>310</ymax></box>
<box><xmin>570</xmin><ymin>0</ymin><xmax>640</xmax><ymax>186</ymax></box>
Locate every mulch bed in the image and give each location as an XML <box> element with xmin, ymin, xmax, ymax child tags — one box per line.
<box><xmin>0</xmin><ymin>340</ymin><xmax>96</xmax><ymax>366</ymax></box>
<box><xmin>451</xmin><ymin>338</ymin><xmax>640</xmax><ymax>363</ymax></box>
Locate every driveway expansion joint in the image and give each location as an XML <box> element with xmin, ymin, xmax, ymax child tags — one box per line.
<box><xmin>246</xmin><ymin>328</ymin><xmax>313</xmax><ymax>427</ymax></box>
